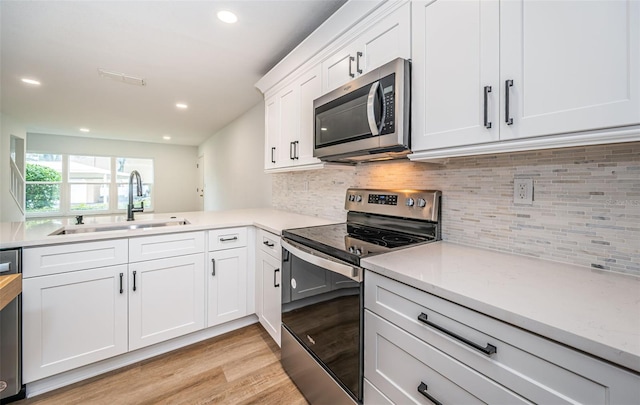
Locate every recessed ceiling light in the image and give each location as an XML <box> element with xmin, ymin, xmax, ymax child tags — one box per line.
<box><xmin>79</xmin><ymin>128</ymin><xmax>90</xmax><ymax>133</ymax></box>
<box><xmin>176</xmin><ymin>103</ymin><xmax>188</xmax><ymax>109</ymax></box>
<box><xmin>163</xmin><ymin>135</ymin><xmax>171</xmax><ymax>140</ymax></box>
<box><xmin>21</xmin><ymin>78</ymin><xmax>41</xmax><ymax>86</ymax></box>
<box><xmin>217</xmin><ymin>10</ymin><xmax>238</xmax><ymax>24</ymax></box>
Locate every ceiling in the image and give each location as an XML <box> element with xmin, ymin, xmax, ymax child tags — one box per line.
<box><xmin>0</xmin><ymin>0</ymin><xmax>346</xmax><ymax>146</ymax></box>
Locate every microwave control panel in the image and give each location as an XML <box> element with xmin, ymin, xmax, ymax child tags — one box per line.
<box><xmin>380</xmin><ymin>73</ymin><xmax>396</xmax><ymax>135</ymax></box>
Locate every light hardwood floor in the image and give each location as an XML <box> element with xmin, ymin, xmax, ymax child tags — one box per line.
<box><xmin>17</xmin><ymin>324</ymin><xmax>308</xmax><ymax>405</ymax></box>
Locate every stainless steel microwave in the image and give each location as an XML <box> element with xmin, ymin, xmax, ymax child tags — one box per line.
<box><xmin>313</xmin><ymin>58</ymin><xmax>410</xmax><ymax>163</ymax></box>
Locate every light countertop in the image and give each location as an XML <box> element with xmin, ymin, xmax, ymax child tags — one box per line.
<box><xmin>0</xmin><ymin>209</ymin><xmax>338</xmax><ymax>249</ymax></box>
<box><xmin>361</xmin><ymin>241</ymin><xmax>640</xmax><ymax>373</ymax></box>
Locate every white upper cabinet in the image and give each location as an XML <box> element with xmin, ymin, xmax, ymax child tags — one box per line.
<box><xmin>500</xmin><ymin>0</ymin><xmax>640</xmax><ymax>139</ymax></box>
<box><xmin>411</xmin><ymin>0</ymin><xmax>500</xmax><ymax>150</ymax></box>
<box><xmin>322</xmin><ymin>2</ymin><xmax>411</xmax><ymax>93</ymax></box>
<box><xmin>411</xmin><ymin>0</ymin><xmax>640</xmax><ymax>159</ymax></box>
<box><xmin>264</xmin><ymin>95</ymin><xmax>281</xmax><ymax>170</ymax></box>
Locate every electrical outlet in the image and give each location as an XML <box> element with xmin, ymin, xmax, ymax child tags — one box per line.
<box><xmin>514</xmin><ymin>178</ymin><xmax>534</xmax><ymax>205</ymax></box>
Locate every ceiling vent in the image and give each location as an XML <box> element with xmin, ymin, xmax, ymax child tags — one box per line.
<box><xmin>97</xmin><ymin>68</ymin><xmax>146</xmax><ymax>86</ymax></box>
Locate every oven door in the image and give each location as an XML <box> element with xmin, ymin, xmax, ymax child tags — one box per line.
<box><xmin>281</xmin><ymin>239</ymin><xmax>363</xmax><ymax>402</ymax></box>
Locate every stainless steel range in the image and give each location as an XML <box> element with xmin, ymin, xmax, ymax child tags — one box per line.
<box><xmin>281</xmin><ymin>188</ymin><xmax>442</xmax><ymax>404</ymax></box>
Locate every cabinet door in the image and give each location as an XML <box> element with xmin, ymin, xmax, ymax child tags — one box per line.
<box><xmin>22</xmin><ymin>265</ymin><xmax>128</xmax><ymax>383</ymax></box>
<box><xmin>129</xmin><ymin>254</ymin><xmax>205</xmax><ymax>350</ymax></box>
<box><xmin>295</xmin><ymin>65</ymin><xmax>322</xmax><ymax>166</ymax></box>
<box><xmin>356</xmin><ymin>2</ymin><xmax>411</xmax><ymax>75</ymax></box>
<box><xmin>279</xmin><ymin>83</ymin><xmax>299</xmax><ymax>165</ymax></box>
<box><xmin>264</xmin><ymin>95</ymin><xmax>280</xmax><ymax>169</ymax></box>
<box><xmin>322</xmin><ymin>47</ymin><xmax>357</xmax><ymax>93</ymax></box>
<box><xmin>258</xmin><ymin>250</ymin><xmax>281</xmax><ymax>346</ymax></box>
<box><xmin>207</xmin><ymin>248</ymin><xmax>248</xmax><ymax>327</ymax></box>
<box><xmin>412</xmin><ymin>0</ymin><xmax>500</xmax><ymax>151</ymax></box>
<box><xmin>500</xmin><ymin>0</ymin><xmax>640</xmax><ymax>139</ymax></box>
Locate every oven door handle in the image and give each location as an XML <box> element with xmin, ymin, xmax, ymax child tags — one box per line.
<box><xmin>281</xmin><ymin>239</ymin><xmax>362</xmax><ymax>283</ymax></box>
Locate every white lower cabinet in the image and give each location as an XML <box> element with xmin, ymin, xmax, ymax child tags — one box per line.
<box><xmin>128</xmin><ymin>253</ymin><xmax>205</xmax><ymax>351</ymax></box>
<box><xmin>206</xmin><ymin>227</ymin><xmax>250</xmax><ymax>327</ymax></box>
<box><xmin>255</xmin><ymin>229</ymin><xmax>282</xmax><ymax>345</ymax></box>
<box><xmin>22</xmin><ymin>265</ymin><xmax>129</xmax><ymax>383</ymax></box>
<box><xmin>364</xmin><ymin>271</ymin><xmax>640</xmax><ymax>404</ymax></box>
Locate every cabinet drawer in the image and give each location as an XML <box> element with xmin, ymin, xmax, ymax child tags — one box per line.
<box><xmin>23</xmin><ymin>239</ymin><xmax>128</xmax><ymax>278</ymax></box>
<box><xmin>365</xmin><ymin>310</ymin><xmax>529</xmax><ymax>405</ymax></box>
<box><xmin>363</xmin><ymin>378</ymin><xmax>393</xmax><ymax>405</ymax></box>
<box><xmin>129</xmin><ymin>231</ymin><xmax>205</xmax><ymax>262</ymax></box>
<box><xmin>208</xmin><ymin>227</ymin><xmax>247</xmax><ymax>251</ymax></box>
<box><xmin>365</xmin><ymin>271</ymin><xmax>640</xmax><ymax>404</ymax></box>
<box><xmin>257</xmin><ymin>228</ymin><xmax>281</xmax><ymax>260</ymax></box>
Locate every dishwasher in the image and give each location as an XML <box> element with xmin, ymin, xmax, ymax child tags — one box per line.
<box><xmin>0</xmin><ymin>249</ymin><xmax>25</xmax><ymax>403</ymax></box>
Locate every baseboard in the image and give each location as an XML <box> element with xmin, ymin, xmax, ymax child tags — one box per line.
<box><xmin>26</xmin><ymin>315</ymin><xmax>258</xmax><ymax>398</ymax></box>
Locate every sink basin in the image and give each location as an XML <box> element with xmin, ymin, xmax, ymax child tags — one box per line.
<box><xmin>49</xmin><ymin>218</ymin><xmax>191</xmax><ymax>236</ymax></box>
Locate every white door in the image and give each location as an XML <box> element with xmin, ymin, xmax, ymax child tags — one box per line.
<box><xmin>22</xmin><ymin>265</ymin><xmax>128</xmax><ymax>382</ymax></box>
<box><xmin>279</xmin><ymin>84</ymin><xmax>298</xmax><ymax>165</ymax></box>
<box><xmin>196</xmin><ymin>155</ymin><xmax>204</xmax><ymax>211</ymax></box>
<box><xmin>296</xmin><ymin>65</ymin><xmax>323</xmax><ymax>166</ymax></box>
<box><xmin>356</xmin><ymin>2</ymin><xmax>411</xmax><ymax>74</ymax></box>
<box><xmin>322</xmin><ymin>46</ymin><xmax>357</xmax><ymax>93</ymax></box>
<box><xmin>264</xmin><ymin>95</ymin><xmax>280</xmax><ymax>169</ymax></box>
<box><xmin>412</xmin><ymin>0</ymin><xmax>500</xmax><ymax>151</ymax></box>
<box><xmin>207</xmin><ymin>248</ymin><xmax>248</xmax><ymax>327</ymax></box>
<box><xmin>129</xmin><ymin>254</ymin><xmax>205</xmax><ymax>350</ymax></box>
<box><xmin>258</xmin><ymin>250</ymin><xmax>281</xmax><ymax>346</ymax></box>
<box><xmin>499</xmin><ymin>0</ymin><xmax>640</xmax><ymax>140</ymax></box>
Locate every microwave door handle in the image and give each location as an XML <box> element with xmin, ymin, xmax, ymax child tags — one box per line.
<box><xmin>367</xmin><ymin>81</ymin><xmax>380</xmax><ymax>136</ymax></box>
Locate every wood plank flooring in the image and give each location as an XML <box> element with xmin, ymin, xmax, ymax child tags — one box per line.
<box><xmin>16</xmin><ymin>324</ymin><xmax>309</xmax><ymax>405</ymax></box>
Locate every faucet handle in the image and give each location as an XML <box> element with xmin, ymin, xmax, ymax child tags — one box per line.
<box><xmin>75</xmin><ymin>215</ymin><xmax>84</xmax><ymax>225</ymax></box>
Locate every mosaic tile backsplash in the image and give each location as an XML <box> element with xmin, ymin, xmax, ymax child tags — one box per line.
<box><xmin>272</xmin><ymin>142</ymin><xmax>640</xmax><ymax>276</ymax></box>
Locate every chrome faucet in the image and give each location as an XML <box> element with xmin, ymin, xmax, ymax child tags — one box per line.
<box><xmin>127</xmin><ymin>170</ymin><xmax>144</xmax><ymax>221</ymax></box>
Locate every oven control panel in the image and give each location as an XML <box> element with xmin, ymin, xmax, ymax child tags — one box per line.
<box><xmin>345</xmin><ymin>188</ymin><xmax>441</xmax><ymax>222</ymax></box>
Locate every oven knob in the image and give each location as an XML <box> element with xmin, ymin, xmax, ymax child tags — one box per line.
<box><xmin>417</xmin><ymin>198</ymin><xmax>427</xmax><ymax>208</ymax></box>
<box><xmin>355</xmin><ymin>195</ymin><xmax>363</xmax><ymax>202</ymax></box>
<box><xmin>349</xmin><ymin>246</ymin><xmax>355</xmax><ymax>253</ymax></box>
<box><xmin>355</xmin><ymin>248</ymin><xmax>362</xmax><ymax>256</ymax></box>
<box><xmin>405</xmin><ymin>198</ymin><xmax>415</xmax><ymax>207</ymax></box>
<box><xmin>348</xmin><ymin>195</ymin><xmax>355</xmax><ymax>202</ymax></box>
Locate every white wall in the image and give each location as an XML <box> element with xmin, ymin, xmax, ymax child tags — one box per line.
<box><xmin>27</xmin><ymin>133</ymin><xmax>200</xmax><ymax>214</ymax></box>
<box><xmin>198</xmin><ymin>102</ymin><xmax>272</xmax><ymax>211</ymax></box>
<box><xmin>0</xmin><ymin>113</ymin><xmax>27</xmax><ymax>222</ymax></box>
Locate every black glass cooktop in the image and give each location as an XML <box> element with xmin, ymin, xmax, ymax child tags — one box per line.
<box><xmin>283</xmin><ymin>222</ymin><xmax>433</xmax><ymax>266</ymax></box>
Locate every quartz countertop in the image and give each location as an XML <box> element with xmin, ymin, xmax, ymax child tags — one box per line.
<box><xmin>361</xmin><ymin>241</ymin><xmax>640</xmax><ymax>373</ymax></box>
<box><xmin>0</xmin><ymin>209</ymin><xmax>339</xmax><ymax>249</ymax></box>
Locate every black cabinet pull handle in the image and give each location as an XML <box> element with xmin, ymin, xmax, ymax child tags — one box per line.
<box><xmin>274</xmin><ymin>268</ymin><xmax>280</xmax><ymax>288</ymax></box>
<box><xmin>271</xmin><ymin>147</ymin><xmax>276</xmax><ymax>163</ymax></box>
<box><xmin>356</xmin><ymin>51</ymin><xmax>363</xmax><ymax>74</ymax></box>
<box><xmin>418</xmin><ymin>312</ymin><xmax>497</xmax><ymax>356</ymax></box>
<box><xmin>219</xmin><ymin>236</ymin><xmax>238</xmax><ymax>242</ymax></box>
<box><xmin>294</xmin><ymin>140</ymin><xmax>299</xmax><ymax>160</ymax></box>
<box><xmin>483</xmin><ymin>85</ymin><xmax>492</xmax><ymax>129</ymax></box>
<box><xmin>119</xmin><ymin>272</ymin><xmax>124</xmax><ymax>294</ymax></box>
<box><xmin>418</xmin><ymin>382</ymin><xmax>443</xmax><ymax>405</ymax></box>
<box><xmin>505</xmin><ymin>79</ymin><xmax>514</xmax><ymax>125</ymax></box>
<box><xmin>348</xmin><ymin>56</ymin><xmax>355</xmax><ymax>78</ymax></box>
<box><xmin>211</xmin><ymin>258</ymin><xmax>216</xmax><ymax>276</ymax></box>
<box><xmin>132</xmin><ymin>271</ymin><xmax>137</xmax><ymax>292</ymax></box>
<box><xmin>263</xmin><ymin>240</ymin><xmax>275</xmax><ymax>247</ymax></box>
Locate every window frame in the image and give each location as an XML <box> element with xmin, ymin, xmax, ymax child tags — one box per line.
<box><xmin>25</xmin><ymin>153</ymin><xmax>155</xmax><ymax>218</ymax></box>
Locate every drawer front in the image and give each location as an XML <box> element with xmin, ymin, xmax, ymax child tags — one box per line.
<box><xmin>365</xmin><ymin>271</ymin><xmax>640</xmax><ymax>404</ymax></box>
<box><xmin>23</xmin><ymin>239</ymin><xmax>128</xmax><ymax>278</ymax></box>
<box><xmin>129</xmin><ymin>231</ymin><xmax>205</xmax><ymax>262</ymax></box>
<box><xmin>364</xmin><ymin>310</ymin><xmax>530</xmax><ymax>405</ymax></box>
<box><xmin>257</xmin><ymin>228</ymin><xmax>281</xmax><ymax>260</ymax></box>
<box><xmin>208</xmin><ymin>227</ymin><xmax>248</xmax><ymax>251</ymax></box>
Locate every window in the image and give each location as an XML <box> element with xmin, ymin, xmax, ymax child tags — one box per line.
<box><xmin>25</xmin><ymin>154</ymin><xmax>154</xmax><ymax>217</ymax></box>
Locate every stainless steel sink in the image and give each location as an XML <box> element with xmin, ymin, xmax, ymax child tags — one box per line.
<box><xmin>49</xmin><ymin>218</ymin><xmax>190</xmax><ymax>236</ymax></box>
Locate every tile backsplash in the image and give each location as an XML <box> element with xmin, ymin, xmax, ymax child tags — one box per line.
<box><xmin>272</xmin><ymin>142</ymin><xmax>640</xmax><ymax>276</ymax></box>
